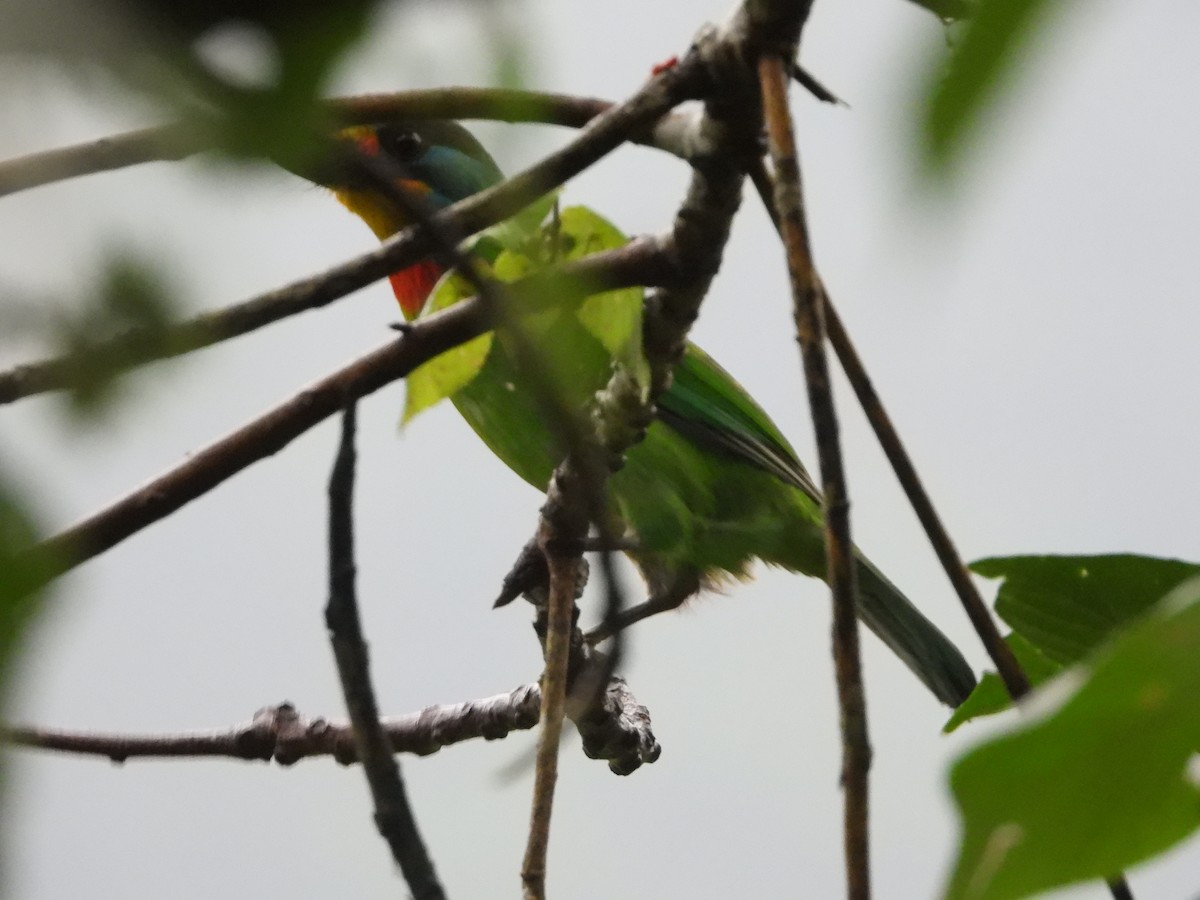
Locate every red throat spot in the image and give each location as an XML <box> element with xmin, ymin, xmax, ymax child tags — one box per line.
<box><xmin>388</xmin><ymin>261</ymin><xmax>444</xmax><ymax>319</ymax></box>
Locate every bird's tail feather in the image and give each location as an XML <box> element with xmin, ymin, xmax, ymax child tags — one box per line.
<box><xmin>852</xmin><ymin>553</ymin><xmax>977</xmax><ymax>707</ymax></box>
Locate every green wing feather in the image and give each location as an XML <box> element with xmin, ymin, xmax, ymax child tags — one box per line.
<box><xmin>659</xmin><ymin>345</ymin><xmax>820</xmax><ymax>502</ymax></box>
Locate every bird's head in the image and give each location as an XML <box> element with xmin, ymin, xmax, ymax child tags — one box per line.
<box><xmin>306</xmin><ymin>121</ymin><xmax>503</xmax><ymax>318</ymax></box>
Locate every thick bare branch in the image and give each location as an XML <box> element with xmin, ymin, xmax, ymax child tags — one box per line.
<box><xmin>3</xmin><ymin>693</ymin><xmax>541</xmax><ymax>764</ymax></box>
<box><xmin>3</xmin><ymin>680</ymin><xmax>659</xmax><ymax>774</ymax></box>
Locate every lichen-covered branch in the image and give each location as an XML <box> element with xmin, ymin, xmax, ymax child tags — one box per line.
<box><xmin>3</xmin><ymin>681</ymin><xmax>659</xmax><ymax>774</ymax></box>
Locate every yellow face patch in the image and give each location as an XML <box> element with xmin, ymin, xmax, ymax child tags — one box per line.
<box><xmin>332</xmin><ymin>180</ymin><xmax>433</xmax><ymax>241</ymax></box>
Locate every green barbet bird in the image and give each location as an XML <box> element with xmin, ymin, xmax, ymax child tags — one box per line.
<box><xmin>310</xmin><ymin>121</ymin><xmax>976</xmax><ymax>707</ymax></box>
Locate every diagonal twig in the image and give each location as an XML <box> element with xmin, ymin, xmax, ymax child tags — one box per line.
<box><xmin>760</xmin><ymin>54</ymin><xmax>872</xmax><ymax>900</ymax></box>
<box><xmin>15</xmin><ymin>239</ymin><xmax>670</xmax><ymax>598</ymax></box>
<box><xmin>324</xmin><ymin>404</ymin><xmax>445</xmax><ymax>898</ymax></box>
<box><xmin>1</xmin><ymin>65</ymin><xmax>707</xmax><ymax>411</ymax></box>
<box><xmin>748</xmin><ymin>156</ymin><xmax>1028</xmax><ymax>701</ymax></box>
<box><xmin>791</xmin><ymin>63</ymin><xmax>846</xmax><ymax>106</ymax></box>
<box><xmin>748</xmin><ymin>126</ymin><xmax>1137</xmax><ymax>900</ymax></box>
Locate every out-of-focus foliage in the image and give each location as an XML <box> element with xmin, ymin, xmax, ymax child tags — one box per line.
<box><xmin>919</xmin><ymin>0</ymin><xmax>1072</xmax><ymax>174</ymax></box>
<box><xmin>0</xmin><ymin>482</ymin><xmax>49</xmax><ymax>698</ymax></box>
<box><xmin>52</xmin><ymin>253</ymin><xmax>179</xmax><ymax>416</ymax></box>
<box><xmin>946</xmin><ymin>554</ymin><xmax>1200</xmax><ymax>730</ymax></box>
<box><xmin>944</xmin><ymin>576</ymin><xmax>1200</xmax><ymax>899</ymax></box>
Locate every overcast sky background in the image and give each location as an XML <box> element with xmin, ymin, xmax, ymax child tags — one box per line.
<box><xmin>2</xmin><ymin>0</ymin><xmax>1199</xmax><ymax>897</ymax></box>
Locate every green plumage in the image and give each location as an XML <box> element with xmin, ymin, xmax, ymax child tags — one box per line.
<box><xmin>315</xmin><ymin>121</ymin><xmax>977</xmax><ymax>707</ymax></box>
<box><xmin>450</xmin><ymin>284</ymin><xmax>976</xmax><ymax>706</ymax></box>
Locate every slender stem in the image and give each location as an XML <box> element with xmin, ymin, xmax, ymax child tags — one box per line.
<box><xmin>821</xmin><ymin>306</ymin><xmax>1031</xmax><ymax>699</ymax></box>
<box><xmin>324</xmin><ymin>406</ymin><xmax>445</xmax><ymax>898</ymax></box>
<box><xmin>19</xmin><ymin>299</ymin><xmax>490</xmax><ymax>592</ymax></box>
<box><xmin>760</xmin><ymin>55</ymin><xmax>871</xmax><ymax>900</ymax></box>
<box><xmin>750</xmin><ymin>156</ymin><xmax>1030</xmax><ymax>701</ymax></box>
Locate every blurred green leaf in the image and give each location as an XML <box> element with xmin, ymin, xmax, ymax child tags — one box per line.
<box><xmin>943</xmin><ymin>632</ymin><xmax>1060</xmax><ymax>733</ymax></box>
<box><xmin>52</xmin><ymin>252</ymin><xmax>178</xmax><ymax>417</ymax></box>
<box><xmin>920</xmin><ymin>0</ymin><xmax>1070</xmax><ymax>174</ymax></box>
<box><xmin>0</xmin><ymin>480</ymin><xmax>49</xmax><ymax>676</ymax></box>
<box><xmin>944</xmin><ymin>576</ymin><xmax>1200</xmax><ymax>899</ymax></box>
<box><xmin>972</xmin><ymin>554</ymin><xmax>1200</xmax><ymax>665</ymax></box>
<box><xmin>0</xmin><ymin>479</ymin><xmax>50</xmax><ymax>875</ymax></box>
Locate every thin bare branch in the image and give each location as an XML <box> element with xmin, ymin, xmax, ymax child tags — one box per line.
<box><xmin>10</xmin><ymin>239</ymin><xmax>669</xmax><ymax>598</ymax></box>
<box><xmin>791</xmin><ymin>63</ymin><xmax>846</xmax><ymax>106</ymax></box>
<box><xmin>0</xmin><ymin>89</ymin><xmax>707</xmax><ymax>199</ymax></box>
<box><xmin>0</xmin><ymin>64</ymin><xmax>706</xmax><ymax>411</ymax></box>
<box><xmin>748</xmin><ymin>156</ymin><xmax>1030</xmax><ymax>701</ymax></box>
<box><xmin>520</xmin><ymin>534</ymin><xmax>582</xmax><ymax>900</ymax></box>
<box><xmin>0</xmin><ymin>123</ymin><xmax>201</xmax><ymax>197</ymax></box>
<box><xmin>515</xmin><ymin>20</ymin><xmax>770</xmax><ymax>894</ymax></box>
<box><xmin>760</xmin><ymin>54</ymin><xmax>871</xmax><ymax>900</ymax></box>
<box><xmin>748</xmin><ymin>156</ymin><xmax>1137</xmax><ymax>900</ymax></box>
<box><xmin>821</xmin><ymin>308</ymin><xmax>1031</xmax><ymax>697</ymax></box>
<box><xmin>324</xmin><ymin>405</ymin><xmax>444</xmax><ymax>898</ymax></box>
<box><xmin>0</xmin><ymin>238</ymin><xmax>666</xmax><ymax>408</ymax></box>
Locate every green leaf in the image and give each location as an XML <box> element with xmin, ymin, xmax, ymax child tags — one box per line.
<box><xmin>971</xmin><ymin>554</ymin><xmax>1200</xmax><ymax>666</ymax></box>
<box><xmin>402</xmin><ymin>204</ymin><xmax>648</xmax><ymax>423</ymax></box>
<box><xmin>944</xmin><ymin>576</ymin><xmax>1200</xmax><ymax>899</ymax></box>
<box><xmin>402</xmin><ymin>269</ymin><xmax>494</xmax><ymax>424</ymax></box>
<box><xmin>920</xmin><ymin>0</ymin><xmax>1071</xmax><ymax>174</ymax></box>
<box><xmin>943</xmin><ymin>633</ymin><xmax>1060</xmax><ymax>733</ymax></box>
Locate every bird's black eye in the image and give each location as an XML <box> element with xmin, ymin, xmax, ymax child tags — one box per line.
<box><xmin>378</xmin><ymin>128</ymin><xmax>425</xmax><ymax>162</ymax></box>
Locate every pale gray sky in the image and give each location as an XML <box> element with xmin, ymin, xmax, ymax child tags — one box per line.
<box><xmin>2</xmin><ymin>0</ymin><xmax>1199</xmax><ymax>897</ymax></box>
